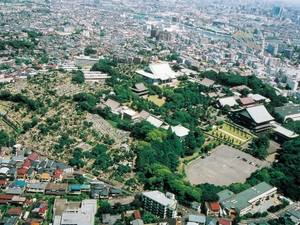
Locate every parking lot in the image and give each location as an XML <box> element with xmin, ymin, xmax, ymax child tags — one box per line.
<box><xmin>185</xmin><ymin>145</ymin><xmax>269</xmax><ymax>186</ymax></box>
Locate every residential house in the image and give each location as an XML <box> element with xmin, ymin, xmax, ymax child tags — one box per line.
<box><xmin>6</xmin><ymin>186</ymin><xmax>24</xmax><ymax>195</ymax></box>
<box><xmin>133</xmin><ymin>210</ymin><xmax>141</xmax><ymax>219</ymax></box>
<box><xmin>31</xmin><ymin>161</ymin><xmax>40</xmax><ymax>169</ymax></box>
<box><xmin>0</xmin><ymin>216</ymin><xmax>19</xmax><ymax>225</ymax></box>
<box><xmin>205</xmin><ymin>202</ymin><xmax>221</xmax><ymax>216</ymax></box>
<box><xmin>206</xmin><ymin>218</ymin><xmax>217</xmax><ymax>225</ymax></box>
<box><xmin>53</xmin><ymin>169</ymin><xmax>64</xmax><ymax>183</ymax></box>
<box><xmin>36</xmin><ymin>168</ymin><xmax>45</xmax><ymax>179</ymax></box>
<box><xmin>26</xmin><ymin>167</ymin><xmax>35</xmax><ymax>179</ymax></box>
<box><xmin>62</xmin><ymin>173</ymin><xmax>74</xmax><ymax>182</ymax></box>
<box><xmin>132</xmin><ymin>219</ymin><xmax>144</xmax><ymax>225</ymax></box>
<box><xmin>11</xmin><ymin>196</ymin><xmax>26</xmax><ymax>205</ymax></box>
<box><xmin>55</xmin><ymin>162</ymin><xmax>74</xmax><ymax>174</ymax></box>
<box><xmin>90</xmin><ymin>182</ymin><xmax>107</xmax><ymax>199</ymax></box>
<box><xmin>218</xmin><ymin>218</ymin><xmax>232</xmax><ymax>225</ymax></box>
<box><xmin>188</xmin><ymin>215</ymin><xmax>206</xmax><ymax>225</ymax></box>
<box><xmin>69</xmin><ymin>184</ymin><xmax>90</xmax><ymax>195</ymax></box>
<box><xmin>11</xmin><ymin>156</ymin><xmax>26</xmax><ymax>162</ymax></box>
<box><xmin>7</xmin><ymin>207</ymin><xmax>22</xmax><ymax>218</ymax></box>
<box><xmin>0</xmin><ymin>159</ymin><xmax>10</xmax><ymax>167</ymax></box>
<box><xmin>0</xmin><ymin>180</ymin><xmax>7</xmax><ymax>189</ymax></box>
<box><xmin>45</xmin><ymin>183</ymin><xmax>68</xmax><ymax>196</ymax></box>
<box><xmin>27</xmin><ymin>182</ymin><xmax>47</xmax><ymax>193</ymax></box>
<box><xmin>284</xmin><ymin>208</ymin><xmax>300</xmax><ymax>225</ymax></box>
<box><xmin>27</xmin><ymin>152</ymin><xmax>39</xmax><ymax>162</ymax></box>
<box><xmin>7</xmin><ymin>168</ymin><xmax>17</xmax><ymax>178</ymax></box>
<box><xmin>12</xmin><ymin>180</ymin><xmax>26</xmax><ymax>188</ymax></box>
<box><xmin>22</xmin><ymin>161</ymin><xmax>31</xmax><ymax>169</ymax></box>
<box><xmin>0</xmin><ymin>167</ymin><xmax>9</xmax><ymax>176</ymax></box>
<box><xmin>191</xmin><ymin>202</ymin><xmax>201</xmax><ymax>213</ymax></box>
<box><xmin>102</xmin><ymin>214</ymin><xmax>122</xmax><ymax>225</ymax></box>
<box><xmin>31</xmin><ymin>200</ymin><xmax>48</xmax><ymax>218</ymax></box>
<box><xmin>8</xmin><ymin>160</ymin><xmax>16</xmax><ymax>168</ymax></box>
<box><xmin>0</xmin><ymin>194</ymin><xmax>13</xmax><ymax>204</ymax></box>
<box><xmin>110</xmin><ymin>188</ymin><xmax>122</xmax><ymax>197</ymax></box>
<box><xmin>17</xmin><ymin>168</ymin><xmax>28</xmax><ymax>179</ymax></box>
<box><xmin>40</xmin><ymin>173</ymin><xmax>51</xmax><ymax>182</ymax></box>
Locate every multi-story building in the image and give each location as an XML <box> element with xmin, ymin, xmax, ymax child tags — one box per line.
<box><xmin>141</xmin><ymin>191</ymin><xmax>178</xmax><ymax>218</ymax></box>
<box><xmin>74</xmin><ymin>55</ymin><xmax>100</xmax><ymax>67</ymax></box>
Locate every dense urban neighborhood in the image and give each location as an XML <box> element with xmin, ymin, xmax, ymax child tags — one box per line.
<box><xmin>0</xmin><ymin>0</ymin><xmax>300</xmax><ymax>224</ymax></box>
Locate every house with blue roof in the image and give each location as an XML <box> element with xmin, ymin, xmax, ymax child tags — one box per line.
<box><xmin>69</xmin><ymin>185</ymin><xmax>90</xmax><ymax>195</ymax></box>
<box><xmin>12</xmin><ymin>180</ymin><xmax>26</xmax><ymax>188</ymax></box>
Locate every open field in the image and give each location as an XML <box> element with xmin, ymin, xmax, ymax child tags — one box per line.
<box><xmin>206</xmin><ymin>123</ymin><xmax>252</xmax><ymax>145</ymax></box>
<box><xmin>185</xmin><ymin>145</ymin><xmax>269</xmax><ymax>186</ymax></box>
<box><xmin>146</xmin><ymin>95</ymin><xmax>165</xmax><ymax>106</ymax></box>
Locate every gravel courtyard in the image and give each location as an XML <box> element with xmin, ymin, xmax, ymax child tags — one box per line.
<box><xmin>185</xmin><ymin>145</ymin><xmax>269</xmax><ymax>186</ymax></box>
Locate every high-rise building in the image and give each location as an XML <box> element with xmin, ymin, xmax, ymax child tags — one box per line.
<box><xmin>150</xmin><ymin>29</ymin><xmax>171</xmax><ymax>41</ymax></box>
<box><xmin>141</xmin><ymin>191</ymin><xmax>177</xmax><ymax>218</ymax></box>
<box><xmin>267</xmin><ymin>43</ymin><xmax>278</xmax><ymax>55</ymax></box>
<box><xmin>273</xmin><ymin>7</ymin><xmax>283</xmax><ymax>17</ymax></box>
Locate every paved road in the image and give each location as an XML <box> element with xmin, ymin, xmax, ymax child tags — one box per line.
<box><xmin>240</xmin><ymin>202</ymin><xmax>299</xmax><ymax>224</ymax></box>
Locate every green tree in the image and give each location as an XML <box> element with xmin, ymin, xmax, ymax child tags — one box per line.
<box><xmin>84</xmin><ymin>46</ymin><xmax>97</xmax><ymax>56</ymax></box>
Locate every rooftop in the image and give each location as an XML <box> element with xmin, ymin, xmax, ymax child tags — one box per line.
<box><xmin>245</xmin><ymin>105</ymin><xmax>274</xmax><ymax>124</ymax></box>
<box><xmin>188</xmin><ymin>215</ymin><xmax>206</xmax><ymax>223</ymax></box>
<box><xmin>218</xmin><ymin>182</ymin><xmax>276</xmax><ymax>212</ymax></box>
<box><xmin>275</xmin><ymin>104</ymin><xmax>300</xmax><ymax>116</ymax></box>
<box><xmin>218</xmin><ymin>97</ymin><xmax>238</xmax><ymax>107</ymax></box>
<box><xmin>142</xmin><ymin>190</ymin><xmax>177</xmax><ymax>209</ymax></box>
<box><xmin>271</xmin><ymin>123</ymin><xmax>298</xmax><ymax>139</ymax></box>
<box><xmin>171</xmin><ymin>125</ymin><xmax>190</xmax><ymax>138</ymax></box>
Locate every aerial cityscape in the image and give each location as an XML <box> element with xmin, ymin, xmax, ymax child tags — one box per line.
<box><xmin>0</xmin><ymin>0</ymin><xmax>300</xmax><ymax>224</ymax></box>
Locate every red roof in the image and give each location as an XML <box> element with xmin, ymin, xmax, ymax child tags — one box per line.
<box><xmin>18</xmin><ymin>168</ymin><xmax>28</xmax><ymax>175</ymax></box>
<box><xmin>209</xmin><ymin>202</ymin><xmax>220</xmax><ymax>211</ymax></box>
<box><xmin>39</xmin><ymin>206</ymin><xmax>47</xmax><ymax>213</ymax></box>
<box><xmin>23</xmin><ymin>161</ymin><xmax>31</xmax><ymax>167</ymax></box>
<box><xmin>0</xmin><ymin>194</ymin><xmax>13</xmax><ymax>200</ymax></box>
<box><xmin>54</xmin><ymin>169</ymin><xmax>64</xmax><ymax>178</ymax></box>
<box><xmin>218</xmin><ymin>218</ymin><xmax>232</xmax><ymax>225</ymax></box>
<box><xmin>0</xmin><ymin>200</ymin><xmax>8</xmax><ymax>204</ymax></box>
<box><xmin>7</xmin><ymin>207</ymin><xmax>22</xmax><ymax>215</ymax></box>
<box><xmin>239</xmin><ymin>97</ymin><xmax>255</xmax><ymax>105</ymax></box>
<box><xmin>0</xmin><ymin>180</ymin><xmax>6</xmax><ymax>185</ymax></box>
<box><xmin>133</xmin><ymin>210</ymin><xmax>141</xmax><ymax>219</ymax></box>
<box><xmin>27</xmin><ymin>152</ymin><xmax>39</xmax><ymax>161</ymax></box>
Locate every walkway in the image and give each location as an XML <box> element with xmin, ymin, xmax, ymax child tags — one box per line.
<box><xmin>219</xmin><ymin>128</ymin><xmax>246</xmax><ymax>142</ymax></box>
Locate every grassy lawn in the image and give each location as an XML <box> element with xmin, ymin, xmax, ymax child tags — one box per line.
<box><xmin>107</xmin><ymin>120</ymin><xmax>118</xmax><ymax>128</ymax></box>
<box><xmin>221</xmin><ymin>123</ymin><xmax>252</xmax><ymax>141</ymax></box>
<box><xmin>207</xmin><ymin>129</ymin><xmax>244</xmax><ymax>145</ymax></box>
<box><xmin>147</xmin><ymin>95</ymin><xmax>165</xmax><ymax>106</ymax></box>
<box><xmin>84</xmin><ymin>173</ymin><xmax>96</xmax><ymax>179</ymax></box>
<box><xmin>206</xmin><ymin>123</ymin><xmax>253</xmax><ymax>146</ymax></box>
